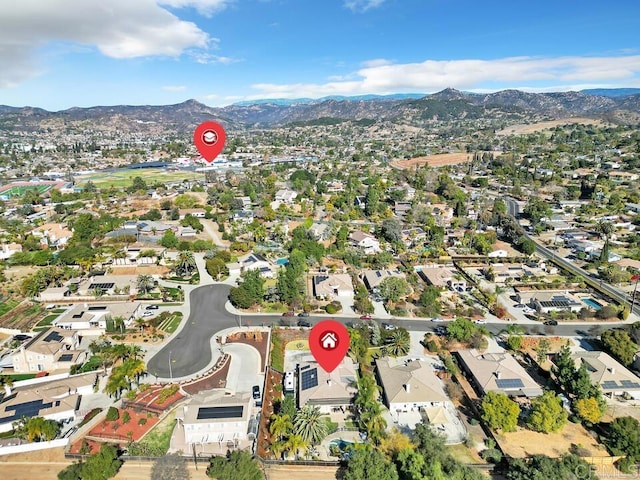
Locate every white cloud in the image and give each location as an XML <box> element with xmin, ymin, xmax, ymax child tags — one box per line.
<box><xmin>191</xmin><ymin>52</ymin><xmax>241</xmax><ymax>64</ymax></box>
<box><xmin>162</xmin><ymin>85</ymin><xmax>187</xmax><ymax>92</ymax></box>
<box><xmin>159</xmin><ymin>0</ymin><xmax>232</xmax><ymax>17</ymax></box>
<box><xmin>344</xmin><ymin>0</ymin><xmax>386</xmax><ymax>13</ymax></box>
<box><xmin>248</xmin><ymin>55</ymin><xmax>640</xmax><ymax>100</ymax></box>
<box><xmin>0</xmin><ymin>0</ymin><xmax>220</xmax><ymax>88</ymax></box>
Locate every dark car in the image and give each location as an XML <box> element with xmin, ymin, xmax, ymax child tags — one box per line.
<box><xmin>544</xmin><ymin>320</ymin><xmax>558</xmax><ymax>326</ymax></box>
<box><xmin>298</xmin><ymin>312</ymin><xmax>310</xmax><ymax>317</ymax></box>
<box><xmin>282</xmin><ymin>311</ymin><xmax>295</xmax><ymax>317</ymax></box>
<box><xmin>146</xmin><ymin>305</ymin><xmax>159</xmax><ymax>310</ymax></box>
<box><xmin>252</xmin><ymin>385</ymin><xmax>261</xmax><ymax>399</ymax></box>
<box><xmin>297</xmin><ymin>319</ymin><xmax>311</xmax><ymax>327</ymax></box>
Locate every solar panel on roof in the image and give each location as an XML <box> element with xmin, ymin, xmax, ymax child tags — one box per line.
<box><xmin>496</xmin><ymin>378</ymin><xmax>525</xmax><ymax>389</ymax></box>
<box><xmin>621</xmin><ymin>380</ymin><xmax>640</xmax><ymax>388</ymax></box>
<box><xmin>88</xmin><ymin>283</ymin><xmax>114</xmax><ymax>290</ymax></box>
<box><xmin>602</xmin><ymin>381</ymin><xmax>619</xmax><ymax>389</ymax></box>
<box><xmin>43</xmin><ymin>331</ymin><xmax>63</xmax><ymax>343</ymax></box>
<box><xmin>59</xmin><ymin>354</ymin><xmax>74</xmax><ymax>362</ymax></box>
<box><xmin>88</xmin><ymin>306</ymin><xmax>107</xmax><ymax>311</ymax></box>
<box><xmin>301</xmin><ymin>368</ymin><xmax>318</xmax><ymax>391</ymax></box>
<box><xmin>196</xmin><ymin>406</ymin><xmax>243</xmax><ymax>420</ymax></box>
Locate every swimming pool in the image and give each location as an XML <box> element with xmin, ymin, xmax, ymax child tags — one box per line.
<box><xmin>328</xmin><ymin>439</ymin><xmax>354</xmax><ymax>451</ymax></box>
<box><xmin>583</xmin><ymin>298</ymin><xmax>603</xmax><ymax>310</ymax></box>
<box><xmin>276</xmin><ymin>258</ymin><xmax>289</xmax><ymax>266</ymax></box>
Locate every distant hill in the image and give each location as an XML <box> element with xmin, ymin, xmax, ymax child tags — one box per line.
<box><xmin>581</xmin><ymin>88</ymin><xmax>640</xmax><ymax>98</ymax></box>
<box><xmin>1</xmin><ymin>88</ymin><xmax>639</xmax><ymax>131</ymax></box>
<box><xmin>231</xmin><ymin>93</ymin><xmax>426</xmax><ymax>106</ymax></box>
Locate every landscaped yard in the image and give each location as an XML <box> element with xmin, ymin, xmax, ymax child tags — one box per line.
<box><xmin>0</xmin><ymin>299</ymin><xmax>19</xmax><ymax>317</ymax></box>
<box><xmin>158</xmin><ymin>312</ymin><xmax>183</xmax><ymax>334</ymax></box>
<box><xmin>137</xmin><ymin>409</ymin><xmax>177</xmax><ymax>454</ymax></box>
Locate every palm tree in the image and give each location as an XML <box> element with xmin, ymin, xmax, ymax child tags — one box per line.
<box><xmin>384</xmin><ymin>329</ymin><xmax>411</xmax><ymax>357</ymax></box>
<box><xmin>105</xmin><ymin>371</ymin><xmax>128</xmax><ymax>399</ymax></box>
<box><xmin>136</xmin><ymin>274</ymin><xmax>155</xmax><ymax>295</ymax></box>
<box><xmin>175</xmin><ymin>251</ymin><xmax>196</xmax><ymax>278</ymax></box>
<box><xmin>269</xmin><ymin>413</ymin><xmax>293</xmax><ymax>442</ymax></box>
<box><xmin>121</xmin><ymin>357</ymin><xmax>145</xmax><ymax>387</ymax></box>
<box><xmin>293</xmin><ymin>406</ymin><xmax>328</xmax><ymax>445</ymax></box>
<box><xmin>596</xmin><ymin>220</ymin><xmax>615</xmax><ymax>262</ymax></box>
<box><xmin>285</xmin><ymin>433</ymin><xmax>309</xmax><ymax>459</ymax></box>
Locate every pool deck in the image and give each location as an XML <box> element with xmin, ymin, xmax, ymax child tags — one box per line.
<box><xmin>319</xmin><ymin>431</ymin><xmax>362</xmax><ymax>460</ymax></box>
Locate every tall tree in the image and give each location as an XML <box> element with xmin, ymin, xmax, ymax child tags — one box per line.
<box><xmin>481</xmin><ymin>391</ymin><xmax>520</xmax><ymax>432</ymax></box>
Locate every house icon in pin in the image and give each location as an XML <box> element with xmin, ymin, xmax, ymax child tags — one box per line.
<box><xmin>320</xmin><ymin>331</ymin><xmax>338</xmax><ymax>350</ymax></box>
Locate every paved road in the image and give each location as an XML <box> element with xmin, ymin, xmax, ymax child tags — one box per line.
<box><xmin>504</xmin><ymin>197</ymin><xmax>639</xmax><ymax>316</ymax></box>
<box><xmin>147</xmin><ymin>284</ymin><xmax>236</xmax><ymax>379</ymax></box>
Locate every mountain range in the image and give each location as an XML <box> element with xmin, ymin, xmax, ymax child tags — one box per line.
<box><xmin>1</xmin><ymin>88</ymin><xmax>639</xmax><ymax>132</ymax></box>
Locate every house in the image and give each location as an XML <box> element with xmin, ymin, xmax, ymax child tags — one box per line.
<box><xmin>428</xmin><ymin>203</ymin><xmax>454</xmax><ymax>225</ymax></box>
<box><xmin>31</xmin><ymin>223</ymin><xmax>73</xmax><ymax>249</ymax></box>
<box><xmin>54</xmin><ymin>302</ymin><xmax>143</xmax><ymax>332</ymax></box>
<box><xmin>313</xmin><ymin>274</ymin><xmax>354</xmax><ymax>300</ymax></box>
<box><xmin>488</xmin><ymin>249</ymin><xmax>509</xmax><ymax>258</ymax></box>
<box><xmin>0</xmin><ymin>373</ymin><xmax>96</xmax><ymax>433</ymax></box>
<box><xmin>570</xmin><ymin>351</ymin><xmax>640</xmax><ymax>400</ymax></box>
<box><xmin>361</xmin><ymin>269</ymin><xmax>405</xmax><ymax>292</ymax></box>
<box><xmin>456</xmin><ymin>349</ymin><xmax>543</xmax><ymax>398</ymax></box>
<box><xmin>297</xmin><ymin>358</ymin><xmax>358</xmax><ymax>413</ymax></box>
<box><xmin>178</xmin><ymin>390</ymin><xmax>255</xmax><ymax>447</ymax></box>
<box><xmin>179</xmin><ymin>209</ymin><xmax>206</xmax><ymax>219</ymax></box>
<box><xmin>179</xmin><ymin>227</ymin><xmax>197</xmax><ymax>238</ymax></box>
<box><xmin>349</xmin><ymin>231</ymin><xmax>381</xmax><ymax>255</ymax></box>
<box><xmin>77</xmin><ymin>274</ymin><xmax>139</xmax><ymax>297</ymax></box>
<box><xmin>393</xmin><ymin>202</ymin><xmax>412</xmax><ymax>219</ymax></box>
<box><xmin>233</xmin><ymin>210</ymin><xmax>254</xmax><ymax>224</ymax></box>
<box><xmin>309</xmin><ymin>223</ymin><xmax>331</xmax><ymax>241</ymax></box>
<box><xmin>0</xmin><ymin>243</ymin><xmax>22</xmax><ymax>260</ymax></box>
<box><xmin>516</xmin><ymin>290</ymin><xmax>583</xmax><ymax>314</ymax></box>
<box><xmin>274</xmin><ymin>189</ymin><xmax>298</xmax><ymax>205</ymax></box>
<box><xmin>376</xmin><ymin>357</ymin><xmax>448</xmax><ymax>411</ymax></box>
<box><xmin>419</xmin><ymin>266</ymin><xmax>466</xmax><ymax>292</ymax></box>
<box><xmin>401</xmin><ymin>227</ymin><xmax>426</xmax><ymax>247</ymax></box>
<box><xmin>137</xmin><ymin>221</ymin><xmax>175</xmax><ymax>236</ymax></box>
<box><xmin>239</xmin><ymin>252</ymin><xmax>275</xmax><ymax>278</ymax></box>
<box><xmin>11</xmin><ymin>327</ymin><xmax>87</xmax><ymax>374</ymax></box>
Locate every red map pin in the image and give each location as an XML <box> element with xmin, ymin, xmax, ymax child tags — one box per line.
<box><xmin>194</xmin><ymin>121</ymin><xmax>226</xmax><ymax>163</ymax></box>
<box><xmin>309</xmin><ymin>320</ymin><xmax>350</xmax><ymax>373</ymax></box>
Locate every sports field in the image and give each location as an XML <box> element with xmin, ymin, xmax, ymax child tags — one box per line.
<box><xmin>78</xmin><ymin>168</ymin><xmax>201</xmax><ymax>189</ymax></box>
<box><xmin>0</xmin><ymin>184</ymin><xmax>53</xmax><ymax>196</ymax></box>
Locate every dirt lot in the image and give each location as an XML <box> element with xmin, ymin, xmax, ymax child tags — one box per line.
<box><xmin>391</xmin><ymin>152</ymin><xmax>472</xmax><ymax>169</ymax></box>
<box><xmin>495</xmin><ymin>117</ymin><xmax>606</xmax><ymax>136</ymax></box>
<box><xmin>496</xmin><ymin>421</ymin><xmax>609</xmax><ymax>459</ymax></box>
<box><xmin>264</xmin><ymin>464</ymin><xmax>340</xmax><ymax>480</ymax></box>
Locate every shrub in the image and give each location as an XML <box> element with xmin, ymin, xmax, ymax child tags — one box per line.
<box><xmin>106</xmin><ymin>407</ymin><xmax>120</xmax><ymax>422</ymax></box>
<box><xmin>122</xmin><ymin>411</ymin><xmax>131</xmax><ymax>424</ymax></box>
<box><xmin>480</xmin><ymin>448</ymin><xmax>503</xmax><ymax>464</ymax></box>
<box><xmin>138</xmin><ymin>417</ymin><xmax>147</xmax><ymax>426</ymax></box>
<box><xmin>79</xmin><ymin>408</ymin><xmax>102</xmax><ymax>427</ymax></box>
<box><xmin>157</xmin><ymin>385</ymin><xmax>180</xmax><ymax>404</ymax></box>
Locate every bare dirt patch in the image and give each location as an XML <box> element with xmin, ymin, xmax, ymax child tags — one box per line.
<box><xmin>264</xmin><ymin>464</ymin><xmax>339</xmax><ymax>480</ymax></box>
<box><xmin>496</xmin><ymin>118</ymin><xmax>607</xmax><ymax>136</ymax></box>
<box><xmin>391</xmin><ymin>152</ymin><xmax>471</xmax><ymax>169</ymax></box>
<box><xmin>496</xmin><ymin>421</ymin><xmax>609</xmax><ymax>459</ymax></box>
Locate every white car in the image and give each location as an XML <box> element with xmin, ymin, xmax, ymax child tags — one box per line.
<box><xmin>522</xmin><ymin>307</ymin><xmax>535</xmax><ymax>314</ymax></box>
<box><xmin>474</xmin><ymin>319</ymin><xmax>487</xmax><ymax>325</ymax></box>
<box><xmin>142</xmin><ymin>311</ymin><xmax>155</xmax><ymax>318</ymax></box>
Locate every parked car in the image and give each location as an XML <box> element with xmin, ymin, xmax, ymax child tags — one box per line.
<box><xmin>431</xmin><ymin>318</ymin><xmax>446</xmax><ymax>322</ymax></box>
<box><xmin>360</xmin><ymin>314</ymin><xmax>372</xmax><ymax>320</ymax></box>
<box><xmin>474</xmin><ymin>319</ymin><xmax>487</xmax><ymax>325</ymax></box>
<box><xmin>252</xmin><ymin>385</ymin><xmax>261</xmax><ymax>399</ymax></box>
<box><xmin>298</xmin><ymin>312</ymin><xmax>309</xmax><ymax>317</ymax></box>
<box><xmin>544</xmin><ymin>320</ymin><xmax>558</xmax><ymax>326</ymax></box>
<box><xmin>146</xmin><ymin>305</ymin><xmax>159</xmax><ymax>310</ymax></box>
<box><xmin>382</xmin><ymin>323</ymin><xmax>396</xmax><ymax>331</ymax></box>
<box><xmin>523</xmin><ymin>307</ymin><xmax>535</xmax><ymax>314</ymax></box>
<box><xmin>514</xmin><ymin>304</ymin><xmax>526</xmax><ymax>309</ymax></box>
<box><xmin>282</xmin><ymin>311</ymin><xmax>295</xmax><ymax>317</ymax></box>
<box><xmin>297</xmin><ymin>319</ymin><xmax>311</xmax><ymax>327</ymax></box>
<box><xmin>142</xmin><ymin>311</ymin><xmax>155</xmax><ymax>317</ymax></box>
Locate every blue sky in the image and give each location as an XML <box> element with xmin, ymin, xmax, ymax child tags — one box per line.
<box><xmin>1</xmin><ymin>0</ymin><xmax>639</xmax><ymax>110</ymax></box>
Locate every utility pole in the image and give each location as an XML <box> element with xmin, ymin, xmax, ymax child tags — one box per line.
<box><xmin>168</xmin><ymin>350</ymin><xmax>173</xmax><ymax>381</ymax></box>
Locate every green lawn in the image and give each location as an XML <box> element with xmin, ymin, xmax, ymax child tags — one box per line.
<box><xmin>80</xmin><ymin>168</ymin><xmax>199</xmax><ymax>190</ymax></box>
<box><xmin>140</xmin><ymin>411</ymin><xmax>177</xmax><ymax>454</ymax></box>
<box><xmin>159</xmin><ymin>313</ymin><xmax>183</xmax><ymax>334</ymax></box>
<box><xmin>6</xmin><ymin>373</ymin><xmax>37</xmax><ymax>382</ymax></box>
<box><xmin>35</xmin><ymin>314</ymin><xmax>60</xmax><ymax>327</ymax></box>
<box><xmin>0</xmin><ymin>299</ymin><xmax>19</xmax><ymax>317</ymax></box>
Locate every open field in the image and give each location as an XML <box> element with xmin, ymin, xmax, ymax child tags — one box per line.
<box><xmin>78</xmin><ymin>168</ymin><xmax>202</xmax><ymax>189</ymax></box>
<box><xmin>391</xmin><ymin>152</ymin><xmax>472</xmax><ymax>169</ymax></box>
<box><xmin>0</xmin><ymin>184</ymin><xmax>53</xmax><ymax>197</ymax></box>
<box><xmin>495</xmin><ymin>117</ymin><xmax>607</xmax><ymax>136</ymax></box>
